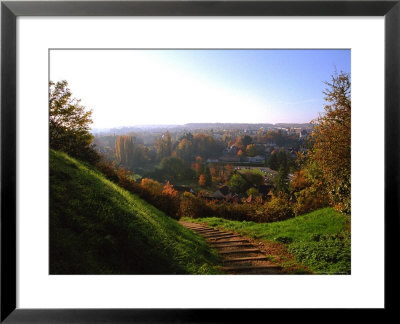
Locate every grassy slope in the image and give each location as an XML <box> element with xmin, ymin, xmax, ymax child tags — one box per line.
<box><xmin>50</xmin><ymin>150</ymin><xmax>221</xmax><ymax>274</ymax></box>
<box><xmin>182</xmin><ymin>208</ymin><xmax>351</xmax><ymax>274</ymax></box>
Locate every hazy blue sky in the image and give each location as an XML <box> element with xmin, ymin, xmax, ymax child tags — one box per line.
<box><xmin>50</xmin><ymin>49</ymin><xmax>350</xmax><ymax>129</ymax></box>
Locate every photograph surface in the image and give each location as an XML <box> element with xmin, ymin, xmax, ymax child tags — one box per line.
<box><xmin>49</xmin><ymin>49</ymin><xmax>351</xmax><ymax>275</ymax></box>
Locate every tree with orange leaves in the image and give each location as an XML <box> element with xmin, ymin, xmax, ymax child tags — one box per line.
<box><xmin>309</xmin><ymin>70</ymin><xmax>351</xmax><ymax>213</ymax></box>
<box><xmin>162</xmin><ymin>181</ymin><xmax>179</xmax><ymax>198</ymax></box>
<box><xmin>198</xmin><ymin>174</ymin><xmax>206</xmax><ymax>187</ymax></box>
<box><xmin>192</xmin><ymin>156</ymin><xmax>204</xmax><ymax>176</ymax></box>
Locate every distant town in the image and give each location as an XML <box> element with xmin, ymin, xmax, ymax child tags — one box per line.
<box><xmin>92</xmin><ymin>122</ymin><xmax>312</xmax><ymax>204</ymax></box>
<box><xmin>93</xmin><ymin>122</ymin><xmax>311</xmax><ymax>164</ymax></box>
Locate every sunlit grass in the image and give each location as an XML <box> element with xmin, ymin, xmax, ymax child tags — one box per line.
<box><xmin>50</xmin><ymin>150</ymin><xmax>222</xmax><ymax>274</ymax></box>
<box><xmin>182</xmin><ymin>208</ymin><xmax>351</xmax><ymax>274</ymax></box>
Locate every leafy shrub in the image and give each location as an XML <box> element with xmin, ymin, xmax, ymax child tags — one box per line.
<box><xmin>265</xmin><ymin>196</ymin><xmax>294</xmax><ymax>222</ymax></box>
<box><xmin>311</xmin><ymin>233</ymin><xmax>322</xmax><ymax>242</ymax></box>
<box><xmin>288</xmin><ymin>232</ymin><xmax>351</xmax><ymax>274</ymax></box>
<box><xmin>293</xmin><ymin>184</ymin><xmax>330</xmax><ymax>216</ymax></box>
<box><xmin>96</xmin><ymin>164</ymin><xmax>180</xmax><ymax>219</ymax></box>
<box><xmin>211</xmin><ymin>202</ymin><xmax>256</xmax><ymax>222</ymax></box>
<box><xmin>95</xmin><ymin>161</ymin><xmax>119</xmax><ymax>183</ymax></box>
<box><xmin>160</xmin><ymin>182</ymin><xmax>181</xmax><ymax>218</ymax></box>
<box><xmin>141</xmin><ymin>178</ymin><xmax>163</xmax><ymax>193</ymax></box>
<box><xmin>228</xmin><ymin>173</ymin><xmax>249</xmax><ymax>194</ymax></box>
<box><xmin>96</xmin><ymin>159</ymin><xmax>295</xmax><ymax>223</ymax></box>
<box><xmin>246</xmin><ymin>187</ymin><xmax>259</xmax><ymax>197</ymax></box>
<box><xmin>330</xmin><ymin>181</ymin><xmax>351</xmax><ymax>215</ymax></box>
<box><xmin>275</xmin><ymin>236</ymin><xmax>293</xmax><ymax>244</ymax></box>
<box><xmin>203</xmin><ymin>200</ymin><xmax>290</xmax><ymax>223</ymax></box>
<box><xmin>178</xmin><ymin>192</ymin><xmax>213</xmax><ymax>219</ymax></box>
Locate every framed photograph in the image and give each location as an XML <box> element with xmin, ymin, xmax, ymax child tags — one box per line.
<box><xmin>1</xmin><ymin>0</ymin><xmax>398</xmax><ymax>321</ymax></box>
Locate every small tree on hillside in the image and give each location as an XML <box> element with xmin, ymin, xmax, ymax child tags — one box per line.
<box><xmin>49</xmin><ymin>80</ymin><xmax>99</xmax><ymax>164</ymax></box>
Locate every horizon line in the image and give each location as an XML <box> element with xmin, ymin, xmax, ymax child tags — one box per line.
<box><xmin>91</xmin><ymin>121</ymin><xmax>313</xmax><ymax>130</ymax></box>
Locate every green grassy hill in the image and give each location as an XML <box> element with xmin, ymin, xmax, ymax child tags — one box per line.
<box><xmin>50</xmin><ymin>150</ymin><xmax>221</xmax><ymax>274</ymax></box>
<box><xmin>182</xmin><ymin>208</ymin><xmax>351</xmax><ymax>274</ymax></box>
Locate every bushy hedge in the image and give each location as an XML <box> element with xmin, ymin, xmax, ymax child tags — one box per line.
<box><xmin>293</xmin><ymin>185</ymin><xmax>330</xmax><ymax>216</ymax></box>
<box><xmin>264</xmin><ymin>196</ymin><xmax>294</xmax><ymax>222</ymax></box>
<box><xmin>96</xmin><ymin>161</ymin><xmax>296</xmax><ymax>223</ymax></box>
<box><xmin>178</xmin><ymin>192</ymin><xmax>214</xmax><ymax>219</ymax></box>
<box><xmin>96</xmin><ymin>162</ymin><xmax>180</xmax><ymax>219</ymax></box>
<box><xmin>178</xmin><ymin>193</ymin><xmax>295</xmax><ymax>223</ymax></box>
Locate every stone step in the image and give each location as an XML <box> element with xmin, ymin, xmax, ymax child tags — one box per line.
<box><xmin>219</xmin><ymin>248</ymin><xmax>261</xmax><ymax>255</ymax></box>
<box><xmin>223</xmin><ymin>256</ymin><xmax>270</xmax><ymax>263</ymax></box>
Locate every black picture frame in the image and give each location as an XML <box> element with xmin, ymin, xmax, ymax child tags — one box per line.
<box><xmin>1</xmin><ymin>0</ymin><xmax>398</xmax><ymax>322</ymax></box>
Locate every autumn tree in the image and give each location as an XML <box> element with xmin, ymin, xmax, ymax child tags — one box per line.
<box><xmin>115</xmin><ymin>135</ymin><xmax>134</xmax><ymax>166</ymax></box>
<box><xmin>155</xmin><ymin>131</ymin><xmax>172</xmax><ymax>161</ymax></box>
<box><xmin>175</xmin><ymin>138</ymin><xmax>194</xmax><ymax>166</ymax></box>
<box><xmin>49</xmin><ymin>80</ymin><xmax>99</xmax><ymax>163</ymax></box>
<box><xmin>198</xmin><ymin>174</ymin><xmax>206</xmax><ymax>187</ymax></box>
<box><xmin>115</xmin><ymin>135</ymin><xmax>149</xmax><ymax>168</ymax></box>
<box><xmin>193</xmin><ymin>133</ymin><xmax>222</xmax><ymax>158</ymax></box>
<box><xmin>162</xmin><ymin>181</ymin><xmax>179</xmax><ymax>198</ymax></box>
<box><xmin>245</xmin><ymin>144</ymin><xmax>258</xmax><ymax>157</ymax></box>
<box><xmin>309</xmin><ymin>71</ymin><xmax>351</xmax><ymax>213</ymax></box>
<box><xmin>204</xmin><ymin>166</ymin><xmax>212</xmax><ymax>186</ymax></box>
<box><xmin>141</xmin><ymin>178</ymin><xmax>163</xmax><ymax>193</ymax></box>
<box><xmin>291</xmin><ymin>162</ymin><xmax>330</xmax><ymax>216</ymax></box>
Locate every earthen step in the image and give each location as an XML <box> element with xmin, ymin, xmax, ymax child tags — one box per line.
<box><xmin>210</xmin><ymin>243</ymin><xmax>254</xmax><ymax>248</ymax></box>
<box><xmin>202</xmin><ymin>233</ymin><xmax>237</xmax><ymax>238</ymax></box>
<box><xmin>185</xmin><ymin>226</ymin><xmax>209</xmax><ymax>230</ymax></box>
<box><xmin>223</xmin><ymin>256</ymin><xmax>270</xmax><ymax>263</ymax></box>
<box><xmin>193</xmin><ymin>229</ymin><xmax>219</xmax><ymax>232</ymax></box>
<box><xmin>181</xmin><ymin>223</ymin><xmax>206</xmax><ymax>227</ymax></box>
<box><xmin>219</xmin><ymin>248</ymin><xmax>261</xmax><ymax>254</ymax></box>
<box><xmin>194</xmin><ymin>230</ymin><xmax>221</xmax><ymax>235</ymax></box>
<box><xmin>209</xmin><ymin>239</ymin><xmax>249</xmax><ymax>244</ymax></box>
<box><xmin>222</xmin><ymin>265</ymin><xmax>282</xmax><ymax>272</ymax></box>
<box><xmin>206</xmin><ymin>235</ymin><xmax>241</xmax><ymax>240</ymax></box>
